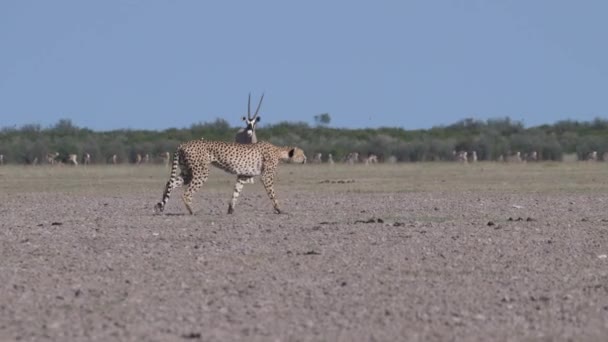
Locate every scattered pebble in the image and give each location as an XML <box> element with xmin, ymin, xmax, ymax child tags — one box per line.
<box><xmin>182</xmin><ymin>332</ymin><xmax>202</xmax><ymax>339</ymax></box>
<box><xmin>507</xmin><ymin>217</ymin><xmax>535</xmax><ymax>222</ymax></box>
<box><xmin>473</xmin><ymin>314</ymin><xmax>486</xmax><ymax>321</ymax></box>
<box><xmin>318</xmin><ymin>179</ymin><xmax>355</xmax><ymax>184</ymax></box>
<box><xmin>598</xmin><ymin>255</ymin><xmax>607</xmax><ymax>259</ymax></box>
<box><xmin>354</xmin><ymin>218</ymin><xmax>384</xmax><ymax>224</ymax></box>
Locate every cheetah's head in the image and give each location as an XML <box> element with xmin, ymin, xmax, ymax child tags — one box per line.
<box><xmin>283</xmin><ymin>147</ymin><xmax>307</xmax><ymax>164</ymax></box>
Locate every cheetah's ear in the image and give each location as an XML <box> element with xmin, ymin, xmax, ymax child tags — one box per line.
<box><xmin>288</xmin><ymin>148</ymin><xmax>295</xmax><ymax>158</ymax></box>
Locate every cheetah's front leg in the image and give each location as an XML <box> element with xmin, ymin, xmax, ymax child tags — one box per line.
<box><xmin>228</xmin><ymin>176</ymin><xmax>249</xmax><ymax>214</ymax></box>
<box><xmin>261</xmin><ymin>172</ymin><xmax>282</xmax><ymax>214</ymax></box>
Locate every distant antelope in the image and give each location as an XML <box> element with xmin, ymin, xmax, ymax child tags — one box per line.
<box><xmin>470</xmin><ymin>151</ymin><xmax>478</xmax><ymax>163</ymax></box>
<box><xmin>83</xmin><ymin>153</ymin><xmax>91</xmax><ymax>165</ymax></box>
<box><xmin>507</xmin><ymin>151</ymin><xmax>522</xmax><ymax>163</ymax></box>
<box><xmin>46</xmin><ymin>152</ymin><xmax>60</xmax><ymax>165</ymax></box>
<box><xmin>344</xmin><ymin>152</ymin><xmax>359</xmax><ymax>165</ymax></box>
<box><xmin>135</xmin><ymin>153</ymin><xmax>142</xmax><ymax>165</ymax></box>
<box><xmin>327</xmin><ymin>153</ymin><xmax>335</xmax><ymax>165</ymax></box>
<box><xmin>587</xmin><ymin>151</ymin><xmax>598</xmax><ymax>162</ymax></box>
<box><xmin>162</xmin><ymin>152</ymin><xmax>171</xmax><ymax>167</ymax></box>
<box><xmin>235</xmin><ymin>93</ymin><xmax>263</xmax><ymax>144</ymax></box>
<box><xmin>364</xmin><ymin>153</ymin><xmax>378</xmax><ymax>165</ymax></box>
<box><xmin>456</xmin><ymin>151</ymin><xmax>468</xmax><ymax>163</ymax></box>
<box><xmin>111</xmin><ymin>154</ymin><xmax>118</xmax><ymax>165</ymax></box>
<box><xmin>67</xmin><ymin>154</ymin><xmax>78</xmax><ymax>166</ymax></box>
<box><xmin>32</xmin><ymin>157</ymin><xmax>39</xmax><ymax>166</ymax></box>
<box><xmin>0</xmin><ymin>154</ymin><xmax>3</xmax><ymax>165</ymax></box>
<box><xmin>527</xmin><ymin>151</ymin><xmax>538</xmax><ymax>162</ymax></box>
<box><xmin>144</xmin><ymin>153</ymin><xmax>150</xmax><ymax>163</ymax></box>
<box><xmin>312</xmin><ymin>153</ymin><xmax>323</xmax><ymax>164</ymax></box>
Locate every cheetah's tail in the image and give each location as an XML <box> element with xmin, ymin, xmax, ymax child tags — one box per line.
<box><xmin>154</xmin><ymin>149</ymin><xmax>181</xmax><ymax>213</ymax></box>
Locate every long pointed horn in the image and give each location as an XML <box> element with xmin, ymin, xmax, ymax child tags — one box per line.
<box><xmin>253</xmin><ymin>93</ymin><xmax>264</xmax><ymax>119</ymax></box>
<box><xmin>248</xmin><ymin>93</ymin><xmax>252</xmax><ymax>120</ymax></box>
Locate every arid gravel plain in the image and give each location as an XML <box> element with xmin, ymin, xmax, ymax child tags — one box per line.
<box><xmin>1</xmin><ymin>163</ymin><xmax>608</xmax><ymax>341</ymax></box>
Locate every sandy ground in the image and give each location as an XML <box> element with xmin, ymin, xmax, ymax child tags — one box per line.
<box><xmin>1</xmin><ymin>163</ymin><xmax>608</xmax><ymax>341</ymax></box>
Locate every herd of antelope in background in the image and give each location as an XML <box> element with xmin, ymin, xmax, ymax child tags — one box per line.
<box><xmin>1</xmin><ymin>94</ymin><xmax>607</xmax><ymax>167</ymax></box>
<box><xmin>3</xmin><ymin>148</ymin><xmax>605</xmax><ymax>168</ymax></box>
<box><xmin>0</xmin><ymin>151</ymin><xmax>173</xmax><ymax>167</ymax></box>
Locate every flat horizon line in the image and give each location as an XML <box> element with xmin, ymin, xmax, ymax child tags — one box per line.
<box><xmin>1</xmin><ymin>116</ymin><xmax>607</xmax><ymax>133</ymax></box>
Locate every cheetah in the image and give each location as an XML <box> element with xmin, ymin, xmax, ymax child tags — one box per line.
<box><xmin>154</xmin><ymin>140</ymin><xmax>307</xmax><ymax>215</ymax></box>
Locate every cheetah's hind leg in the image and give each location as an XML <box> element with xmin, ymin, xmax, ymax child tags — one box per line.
<box><xmin>154</xmin><ymin>175</ymin><xmax>184</xmax><ymax>214</ymax></box>
<box><xmin>181</xmin><ymin>166</ymin><xmax>207</xmax><ymax>215</ymax></box>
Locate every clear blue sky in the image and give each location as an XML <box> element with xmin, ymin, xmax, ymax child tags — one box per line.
<box><xmin>1</xmin><ymin>0</ymin><xmax>607</xmax><ymax>131</ymax></box>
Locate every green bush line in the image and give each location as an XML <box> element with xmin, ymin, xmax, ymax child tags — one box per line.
<box><xmin>1</xmin><ymin>117</ymin><xmax>607</xmax><ymax>164</ymax></box>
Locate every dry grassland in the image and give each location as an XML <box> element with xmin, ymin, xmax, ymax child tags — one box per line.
<box><xmin>1</xmin><ymin>162</ymin><xmax>607</xmax><ymax>341</ymax></box>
